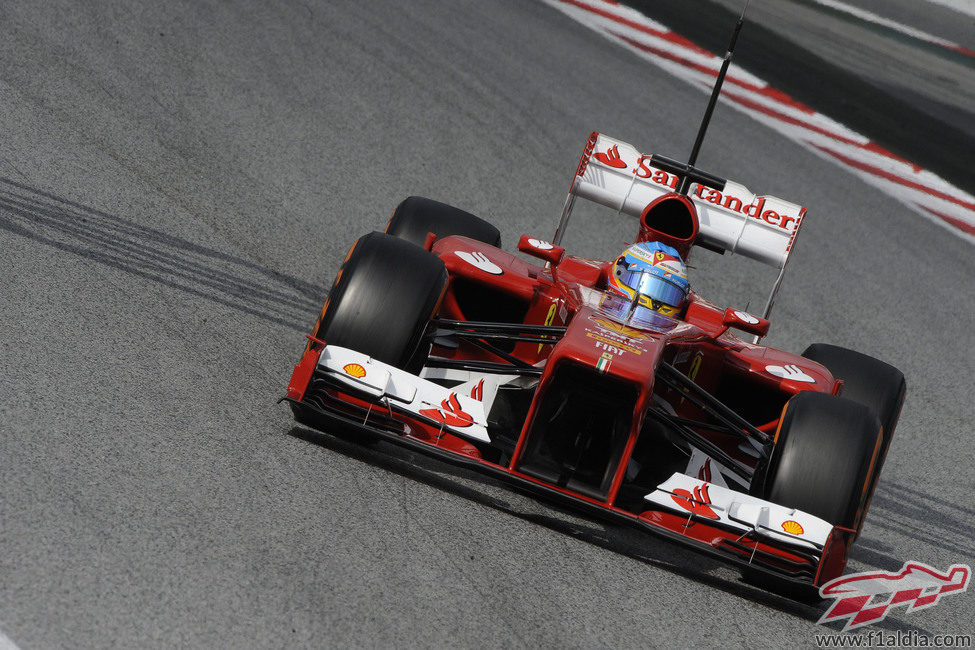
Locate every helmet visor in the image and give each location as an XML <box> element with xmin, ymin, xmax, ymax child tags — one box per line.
<box><xmin>618</xmin><ymin>268</ymin><xmax>687</xmax><ymax>309</ymax></box>
<box><xmin>599</xmin><ymin>294</ymin><xmax>678</xmax><ymax>333</ymax></box>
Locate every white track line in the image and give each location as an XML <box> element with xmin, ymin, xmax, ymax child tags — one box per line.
<box><xmin>809</xmin><ymin>0</ymin><xmax>975</xmax><ymax>56</ymax></box>
<box><xmin>0</xmin><ymin>629</ymin><xmax>21</xmax><ymax>650</ymax></box>
<box><xmin>923</xmin><ymin>0</ymin><xmax>975</xmax><ymax>19</ymax></box>
<box><xmin>541</xmin><ymin>0</ymin><xmax>975</xmax><ymax>245</ymax></box>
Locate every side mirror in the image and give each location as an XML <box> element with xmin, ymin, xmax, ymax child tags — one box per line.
<box><xmin>517</xmin><ymin>234</ymin><xmax>565</xmax><ymax>266</ymax></box>
<box><xmin>722</xmin><ymin>308</ymin><xmax>770</xmax><ymax>338</ymax></box>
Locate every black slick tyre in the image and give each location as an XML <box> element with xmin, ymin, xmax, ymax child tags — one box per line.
<box><xmin>744</xmin><ymin>392</ymin><xmax>881</xmax><ymax>600</ymax></box>
<box><xmin>385</xmin><ymin>196</ymin><xmax>501</xmax><ymax>248</ymax></box>
<box><xmin>311</xmin><ymin>231</ymin><xmax>447</xmax><ymax>371</ymax></box>
<box><xmin>801</xmin><ymin>343</ymin><xmax>906</xmax><ymax>520</ymax></box>
<box><xmin>764</xmin><ymin>391</ymin><xmax>882</xmax><ymax>532</ymax></box>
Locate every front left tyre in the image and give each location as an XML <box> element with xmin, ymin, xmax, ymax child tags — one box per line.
<box><xmin>761</xmin><ymin>391</ymin><xmax>882</xmax><ymax>533</ymax></box>
<box><xmin>744</xmin><ymin>391</ymin><xmax>882</xmax><ymax>599</ymax></box>
<box><xmin>801</xmin><ymin>343</ymin><xmax>905</xmax><ymax>518</ymax></box>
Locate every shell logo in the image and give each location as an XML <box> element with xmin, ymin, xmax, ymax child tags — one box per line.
<box><xmin>343</xmin><ymin>363</ymin><xmax>366</xmax><ymax>379</ymax></box>
<box><xmin>781</xmin><ymin>520</ymin><xmax>804</xmax><ymax>535</ymax></box>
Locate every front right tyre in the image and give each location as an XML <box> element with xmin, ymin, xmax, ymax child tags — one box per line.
<box><xmin>310</xmin><ymin>231</ymin><xmax>448</xmax><ymax>372</ymax></box>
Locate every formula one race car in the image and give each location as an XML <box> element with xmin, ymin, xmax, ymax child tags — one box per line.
<box><xmin>283</xmin><ymin>127</ymin><xmax>906</xmax><ymax>595</ymax></box>
<box><xmin>284</xmin><ymin>14</ymin><xmax>905</xmax><ymax>595</ymax></box>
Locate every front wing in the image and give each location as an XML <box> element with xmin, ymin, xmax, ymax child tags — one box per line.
<box><xmin>283</xmin><ymin>343</ymin><xmax>852</xmax><ymax>589</ymax></box>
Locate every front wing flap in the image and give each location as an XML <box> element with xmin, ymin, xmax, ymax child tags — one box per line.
<box><xmin>646</xmin><ymin>473</ymin><xmax>834</xmax><ymax>554</ymax></box>
<box><xmin>319</xmin><ymin>345</ymin><xmax>495</xmax><ymax>443</ymax></box>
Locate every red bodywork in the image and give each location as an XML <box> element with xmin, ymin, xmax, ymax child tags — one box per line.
<box><xmin>286</xmin><ymin>190</ymin><xmax>856</xmax><ymax>590</ymax></box>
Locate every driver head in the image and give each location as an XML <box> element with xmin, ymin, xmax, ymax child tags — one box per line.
<box><xmin>608</xmin><ymin>241</ymin><xmax>689</xmax><ymax>317</ymax></box>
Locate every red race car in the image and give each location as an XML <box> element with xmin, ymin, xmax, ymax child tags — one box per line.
<box><xmin>283</xmin><ymin>129</ymin><xmax>905</xmax><ymax>596</ymax></box>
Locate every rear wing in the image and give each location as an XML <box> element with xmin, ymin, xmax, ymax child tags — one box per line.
<box><xmin>555</xmin><ymin>132</ymin><xmax>807</xmax><ymax>320</ymax></box>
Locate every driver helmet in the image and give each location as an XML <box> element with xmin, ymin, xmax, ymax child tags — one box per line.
<box><xmin>607</xmin><ymin>241</ymin><xmax>689</xmax><ymax>317</ymax></box>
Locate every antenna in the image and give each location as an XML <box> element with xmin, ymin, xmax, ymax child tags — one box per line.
<box><xmin>670</xmin><ymin>0</ymin><xmax>750</xmax><ymax>195</ymax></box>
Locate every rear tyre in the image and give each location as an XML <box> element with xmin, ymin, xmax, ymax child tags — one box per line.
<box><xmin>385</xmin><ymin>196</ymin><xmax>501</xmax><ymax>248</ymax></box>
<box><xmin>801</xmin><ymin>344</ymin><xmax>905</xmax><ymax>527</ymax></box>
<box><xmin>312</xmin><ymin>231</ymin><xmax>447</xmax><ymax>371</ymax></box>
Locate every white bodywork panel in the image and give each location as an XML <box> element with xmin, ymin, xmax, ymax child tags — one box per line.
<box><xmin>646</xmin><ymin>472</ymin><xmax>834</xmax><ymax>552</ymax></box>
<box><xmin>686</xmin><ymin>449</ymin><xmax>736</xmax><ymax>489</ymax></box>
<box><xmin>573</xmin><ymin>133</ymin><xmax>805</xmax><ymax>269</ymax></box>
<box><xmin>318</xmin><ymin>346</ymin><xmax>495</xmax><ymax>443</ymax></box>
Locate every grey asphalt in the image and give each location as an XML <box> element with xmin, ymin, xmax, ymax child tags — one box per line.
<box><xmin>0</xmin><ymin>1</ymin><xmax>972</xmax><ymax>647</ymax></box>
<box><xmin>717</xmin><ymin>0</ymin><xmax>975</xmax><ymax>142</ymax></box>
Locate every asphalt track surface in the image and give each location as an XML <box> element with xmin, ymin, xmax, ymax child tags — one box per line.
<box><xmin>631</xmin><ymin>0</ymin><xmax>975</xmax><ymax>194</ymax></box>
<box><xmin>0</xmin><ymin>1</ymin><xmax>972</xmax><ymax>648</ymax></box>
